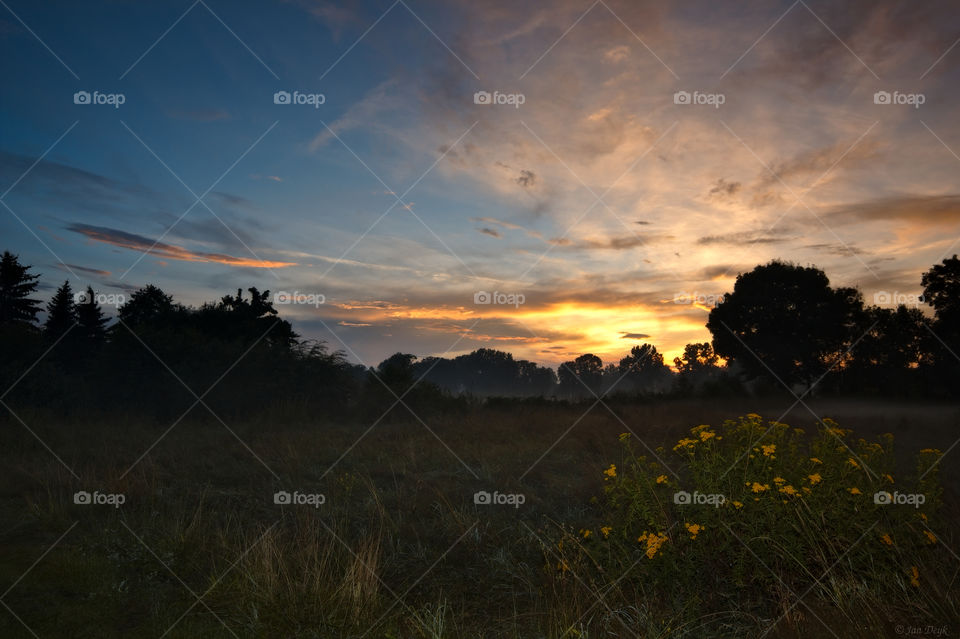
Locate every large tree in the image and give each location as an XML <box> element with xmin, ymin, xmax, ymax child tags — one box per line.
<box><xmin>558</xmin><ymin>353</ymin><xmax>603</xmax><ymax>397</ymax></box>
<box><xmin>44</xmin><ymin>281</ymin><xmax>78</xmax><ymax>340</ymax></box>
<box><xmin>922</xmin><ymin>254</ymin><xmax>960</xmax><ymax>343</ymax></box>
<box><xmin>0</xmin><ymin>251</ymin><xmax>42</xmax><ymax>328</ymax></box>
<box><xmin>707</xmin><ymin>261</ymin><xmax>862</xmax><ymax>388</ymax></box>
<box><xmin>117</xmin><ymin>284</ymin><xmax>177</xmax><ymax>327</ymax></box>
<box><xmin>617</xmin><ymin>343</ymin><xmax>670</xmax><ymax>393</ymax></box>
<box><xmin>76</xmin><ymin>286</ymin><xmax>109</xmax><ymax>344</ymax></box>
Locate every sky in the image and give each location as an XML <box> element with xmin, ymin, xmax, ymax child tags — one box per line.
<box><xmin>2</xmin><ymin>0</ymin><xmax>959</xmax><ymax>369</ymax></box>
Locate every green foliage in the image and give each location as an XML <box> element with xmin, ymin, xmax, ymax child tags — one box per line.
<box><xmin>560</xmin><ymin>415</ymin><xmax>949</xmax><ymax>633</ymax></box>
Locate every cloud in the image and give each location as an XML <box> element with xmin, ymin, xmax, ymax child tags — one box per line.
<box><xmin>823</xmin><ymin>194</ymin><xmax>960</xmax><ymax>228</ymax></box>
<box><xmin>697</xmin><ymin>264</ymin><xmax>751</xmax><ymax>280</ymax></box>
<box><xmin>620</xmin><ymin>332</ymin><xmax>651</xmax><ymax>339</ymax></box>
<box><xmin>209</xmin><ymin>191</ymin><xmax>256</xmax><ymax>209</ymax></box>
<box><xmin>697</xmin><ymin>231</ymin><xmax>793</xmax><ymax>246</ymax></box>
<box><xmin>709</xmin><ymin>178</ymin><xmax>741</xmax><ymax>198</ymax></box>
<box><xmin>54</xmin><ymin>263</ymin><xmax>111</xmax><ymax>277</ymax></box>
<box><xmin>516</xmin><ymin>169</ymin><xmax>536</xmax><ymax>188</ymax></box>
<box><xmin>754</xmin><ymin>139</ymin><xmax>881</xmax><ymax>191</ymax></box>
<box><xmin>470</xmin><ymin>216</ymin><xmax>524</xmax><ymax>230</ymax></box>
<box><xmin>477</xmin><ymin>227</ymin><xmax>501</xmax><ymax>238</ymax></box>
<box><xmin>67</xmin><ymin>223</ymin><xmax>296</xmax><ymax>269</ymax></box>
<box><xmin>575</xmin><ymin>234</ymin><xmax>674</xmax><ymax>251</ymax></box>
<box><xmin>805</xmin><ymin>243</ymin><xmax>868</xmax><ymax>256</ymax></box>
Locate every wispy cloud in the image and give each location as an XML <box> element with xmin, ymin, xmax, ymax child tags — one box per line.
<box><xmin>67</xmin><ymin>224</ymin><xmax>297</xmax><ymax>269</ymax></box>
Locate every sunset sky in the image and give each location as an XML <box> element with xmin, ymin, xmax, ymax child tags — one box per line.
<box><xmin>2</xmin><ymin>0</ymin><xmax>959</xmax><ymax>368</ymax></box>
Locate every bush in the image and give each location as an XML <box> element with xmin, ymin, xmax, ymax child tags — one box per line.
<box><xmin>550</xmin><ymin>415</ymin><xmax>953</xmax><ymax>635</ymax></box>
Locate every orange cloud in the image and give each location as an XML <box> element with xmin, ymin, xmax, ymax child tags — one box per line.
<box><xmin>68</xmin><ymin>224</ymin><xmax>296</xmax><ymax>269</ymax></box>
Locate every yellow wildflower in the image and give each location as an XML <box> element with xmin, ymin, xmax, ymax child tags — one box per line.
<box><xmin>807</xmin><ymin>473</ymin><xmax>822</xmax><ymax>485</ymax></box>
<box><xmin>673</xmin><ymin>437</ymin><xmax>698</xmax><ymax>452</ymax></box>
<box><xmin>773</xmin><ymin>476</ymin><xmax>786</xmax><ymax>485</ymax></box>
<box><xmin>557</xmin><ymin>560</ymin><xmax>569</xmax><ymax>572</ymax></box>
<box><xmin>920</xmin><ymin>513</ymin><xmax>928</xmax><ymax>521</ymax></box>
<box><xmin>603</xmin><ymin>464</ymin><xmax>616</xmax><ymax>480</ymax></box>
<box><xmin>685</xmin><ymin>522</ymin><xmax>702</xmax><ymax>539</ymax></box>
<box><xmin>881</xmin><ymin>533</ymin><xmax>894</xmax><ymax>546</ymax></box>
<box><xmin>641</xmin><ymin>531</ymin><xmax>669</xmax><ymax>559</ymax></box>
<box><xmin>698</xmin><ymin>430</ymin><xmax>717</xmax><ymax>442</ymax></box>
<box><xmin>779</xmin><ymin>485</ymin><xmax>798</xmax><ymax>496</ymax></box>
<box><xmin>732</xmin><ymin>501</ymin><xmax>743</xmax><ymax>509</ymax></box>
<box><xmin>600</xmin><ymin>526</ymin><xmax>612</xmax><ymax>539</ymax></box>
<box><xmin>909</xmin><ymin>566</ymin><xmax>920</xmax><ymax>587</ymax></box>
<box><xmin>746</xmin><ymin>413</ymin><xmax>762</xmax><ymax>420</ymax></box>
<box><xmin>883</xmin><ymin>473</ymin><xmax>894</xmax><ymax>483</ymax></box>
<box><xmin>580</xmin><ymin>529</ymin><xmax>592</xmax><ymax>539</ymax></box>
<box><xmin>848</xmin><ymin>487</ymin><xmax>862</xmax><ymax>495</ymax></box>
<box><xmin>761</xmin><ymin>444</ymin><xmax>776</xmax><ymax>457</ymax></box>
<box><xmin>847</xmin><ymin>458</ymin><xmax>860</xmax><ymax>469</ymax></box>
<box><xmin>810</xmin><ymin>457</ymin><xmax>822</xmax><ymax>464</ymax></box>
<box><xmin>920</xmin><ymin>448</ymin><xmax>941</xmax><ymax>455</ymax></box>
<box><xmin>655</xmin><ymin>474</ymin><xmax>668</xmax><ymax>484</ymax></box>
<box><xmin>924</xmin><ymin>530</ymin><xmax>937</xmax><ymax>544</ymax></box>
<box><xmin>748</xmin><ymin>482</ymin><xmax>770</xmax><ymax>493</ymax></box>
<box><xmin>618</xmin><ymin>432</ymin><xmax>631</xmax><ymax>442</ymax></box>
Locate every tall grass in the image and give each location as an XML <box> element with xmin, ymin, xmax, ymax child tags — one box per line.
<box><xmin>1</xmin><ymin>400</ymin><xmax>958</xmax><ymax>637</ymax></box>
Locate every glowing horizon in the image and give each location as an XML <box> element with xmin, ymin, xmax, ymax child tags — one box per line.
<box><xmin>2</xmin><ymin>0</ymin><xmax>957</xmax><ymax>369</ymax></box>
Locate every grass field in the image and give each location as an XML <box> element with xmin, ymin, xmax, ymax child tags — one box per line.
<box><xmin>2</xmin><ymin>397</ymin><xmax>958</xmax><ymax>638</ymax></box>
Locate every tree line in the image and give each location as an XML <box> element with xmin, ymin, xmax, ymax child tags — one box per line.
<box><xmin>1</xmin><ymin>249</ymin><xmax>958</xmax><ymax>421</ymax></box>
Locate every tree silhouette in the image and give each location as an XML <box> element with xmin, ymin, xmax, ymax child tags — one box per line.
<box><xmin>412</xmin><ymin>348</ymin><xmax>558</xmax><ymax>396</ymax></box>
<box><xmin>559</xmin><ymin>353</ymin><xmax>603</xmax><ymax>397</ymax></box>
<box><xmin>844</xmin><ymin>304</ymin><xmax>930</xmax><ymax>394</ymax></box>
<box><xmin>617</xmin><ymin>343</ymin><xmax>670</xmax><ymax>393</ymax></box>
<box><xmin>707</xmin><ymin>261</ymin><xmax>862</xmax><ymax>389</ymax></box>
<box><xmin>921</xmin><ymin>254</ymin><xmax>960</xmax><ymax>325</ymax></box>
<box><xmin>922</xmin><ymin>255</ymin><xmax>960</xmax><ymax>346</ymax></box>
<box><xmin>209</xmin><ymin>287</ymin><xmax>297</xmax><ymax>348</ymax></box>
<box><xmin>377</xmin><ymin>352</ymin><xmax>418</xmax><ymax>390</ymax></box>
<box><xmin>0</xmin><ymin>251</ymin><xmax>41</xmax><ymax>328</ymax></box>
<box><xmin>44</xmin><ymin>281</ymin><xmax>78</xmax><ymax>341</ymax></box>
<box><xmin>921</xmin><ymin>255</ymin><xmax>960</xmax><ymax>384</ymax></box>
<box><xmin>117</xmin><ymin>284</ymin><xmax>179</xmax><ymax>327</ymax></box>
<box><xmin>673</xmin><ymin>342</ymin><xmax>719</xmax><ymax>375</ymax></box>
<box><xmin>76</xmin><ymin>286</ymin><xmax>109</xmax><ymax>345</ymax></box>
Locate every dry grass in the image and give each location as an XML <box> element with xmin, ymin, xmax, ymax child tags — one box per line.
<box><xmin>1</xmin><ymin>397</ymin><xmax>958</xmax><ymax>637</ymax></box>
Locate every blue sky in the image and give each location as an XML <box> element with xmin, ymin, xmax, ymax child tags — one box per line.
<box><xmin>2</xmin><ymin>0</ymin><xmax>960</xmax><ymax>368</ymax></box>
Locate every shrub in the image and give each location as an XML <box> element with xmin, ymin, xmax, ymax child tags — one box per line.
<box><xmin>551</xmin><ymin>415</ymin><xmax>951</xmax><ymax>635</ymax></box>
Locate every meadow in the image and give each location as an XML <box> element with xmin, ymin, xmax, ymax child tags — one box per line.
<box><xmin>1</xmin><ymin>397</ymin><xmax>958</xmax><ymax>638</ymax></box>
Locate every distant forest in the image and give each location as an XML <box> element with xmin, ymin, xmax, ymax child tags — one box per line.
<box><xmin>1</xmin><ymin>250</ymin><xmax>958</xmax><ymax>421</ymax></box>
